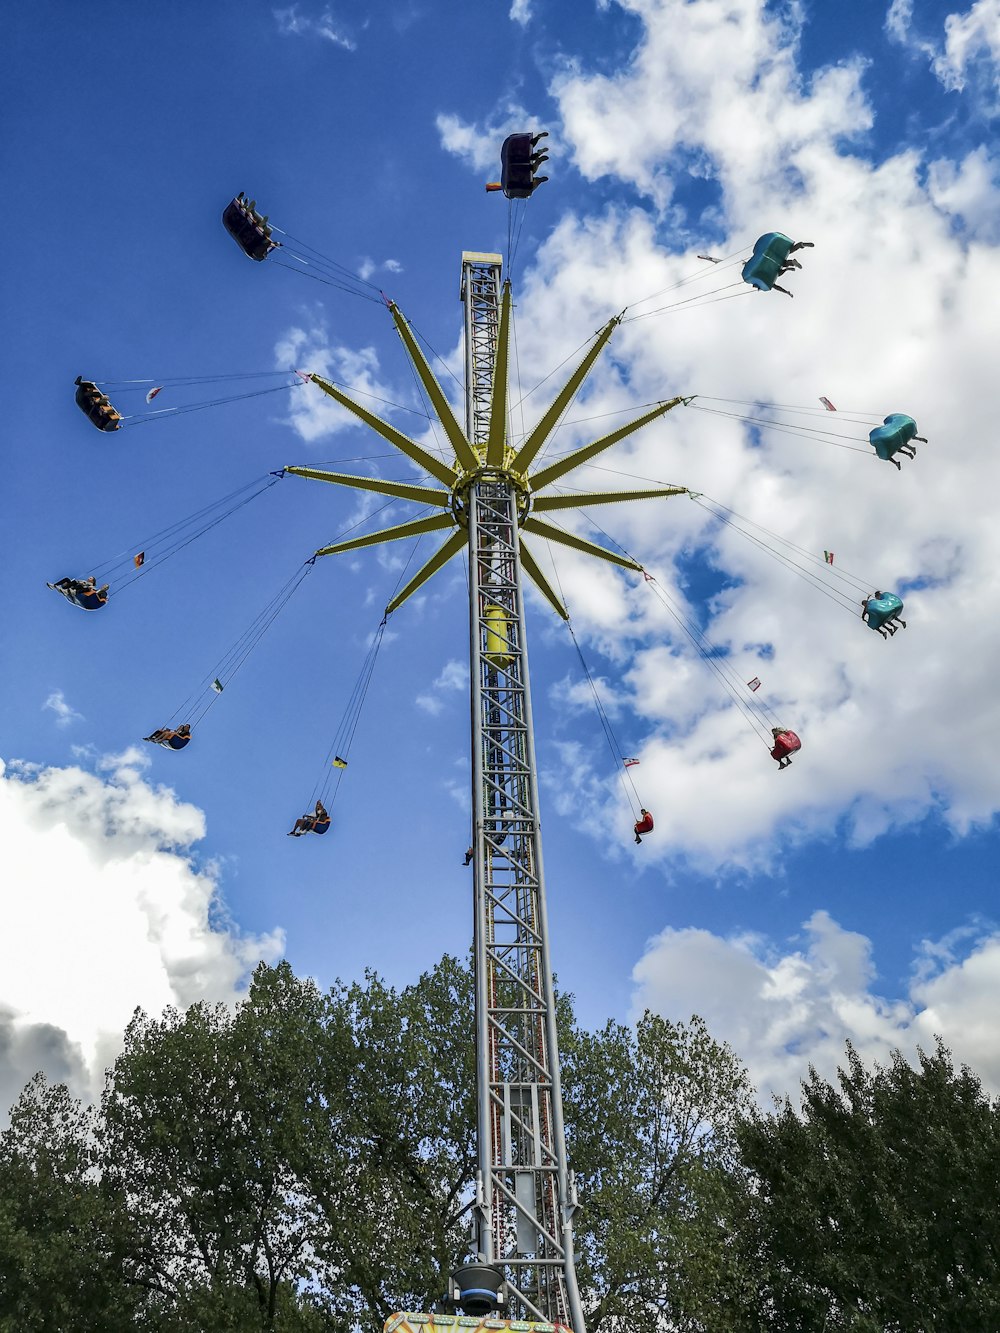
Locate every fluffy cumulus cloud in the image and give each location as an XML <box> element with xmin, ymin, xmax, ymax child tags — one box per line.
<box><xmin>889</xmin><ymin>0</ymin><xmax>1000</xmax><ymax>106</ymax></box>
<box><xmin>416</xmin><ymin>658</ymin><xmax>469</xmax><ymax>715</ymax></box>
<box><xmin>631</xmin><ymin>910</ymin><xmax>1000</xmax><ymax>1100</ymax></box>
<box><xmin>275</xmin><ymin>323</ymin><xmax>415</xmax><ymax>444</ymax></box>
<box><xmin>935</xmin><ymin>0</ymin><xmax>1000</xmax><ymax>94</ymax></box>
<box><xmin>0</xmin><ymin>752</ymin><xmax>282</xmax><ymax>1114</ymax></box>
<box><xmin>550</xmin><ymin>0</ymin><xmax>871</xmax><ymax>210</ymax></box>
<box><xmin>436</xmin><ymin>102</ymin><xmax>539</xmax><ymax>173</ymax></box>
<box><xmin>432</xmin><ymin>0</ymin><xmax>1000</xmax><ymax>872</ymax></box>
<box><xmin>928</xmin><ymin>144</ymin><xmax>1000</xmax><ymax>239</ymax></box>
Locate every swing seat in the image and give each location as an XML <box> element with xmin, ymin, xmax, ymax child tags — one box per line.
<box><xmin>222</xmin><ymin>198</ymin><xmax>275</xmax><ymax>261</ymax></box>
<box><xmin>311</xmin><ymin>818</ymin><xmax>331</xmax><ymax>834</ymax></box>
<box><xmin>50</xmin><ymin>582</ymin><xmax>108</xmax><ymax>610</ymax></box>
<box><xmin>498</xmin><ymin>132</ymin><xmax>547</xmax><ymax>199</ymax></box>
<box><xmin>865</xmin><ymin>592</ymin><xmax>903</xmax><ymax>630</ymax></box>
<box><xmin>75</xmin><ymin>380</ymin><xmax>123</xmax><ymax>431</ymax></box>
<box><xmin>770</xmin><ymin>730</ymin><xmax>801</xmax><ymax>760</ymax></box>
<box><xmin>165</xmin><ymin>734</ymin><xmax>191</xmax><ymax>750</ymax></box>
<box><xmin>742</xmin><ymin>232</ymin><xmax>794</xmax><ymax>291</ymax></box>
<box><xmin>869</xmin><ymin>414</ymin><xmax>918</xmax><ymax>461</ymax></box>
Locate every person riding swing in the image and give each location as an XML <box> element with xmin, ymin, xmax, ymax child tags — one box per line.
<box><xmin>288</xmin><ymin>799</ymin><xmax>331</xmax><ymax>837</ymax></box>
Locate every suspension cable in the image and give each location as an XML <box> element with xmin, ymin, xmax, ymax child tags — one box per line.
<box><xmin>312</xmin><ymin>617</ymin><xmax>389</xmax><ymax>808</ymax></box>
<box><xmin>119</xmin><ymin>379</ymin><xmax>306</xmax><ymax>429</ymax></box>
<box><xmin>87</xmin><ymin>473</ymin><xmax>284</xmax><ymax>593</ymax></box>
<box><xmin>555</xmin><ymin>509</ymin><xmax>783</xmax><ymax>748</ymax></box>
<box><xmin>543</xmin><ymin>545</ymin><xmax>645</xmax><ymax>818</ymax></box>
<box><xmin>164</xmin><ymin>558</ymin><xmax>315</xmax><ymax>729</ymax></box>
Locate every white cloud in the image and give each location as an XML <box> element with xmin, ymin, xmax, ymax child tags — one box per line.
<box><xmin>550</xmin><ymin>0</ymin><xmax>870</xmax><ymax>209</ymax></box>
<box><xmin>888</xmin><ymin>0</ymin><xmax>1000</xmax><ymax>106</ymax></box>
<box><xmin>885</xmin><ymin>0</ymin><xmax>913</xmax><ymax>44</ymax></box>
<box><xmin>928</xmin><ymin>144</ymin><xmax>1000</xmax><ymax>238</ymax></box>
<box><xmin>42</xmin><ymin>689</ymin><xmax>82</xmax><ymax>727</ymax></box>
<box><xmin>281</xmin><ymin>0</ymin><xmax>1000</xmax><ymax>876</ymax></box>
<box><xmin>934</xmin><ymin>0</ymin><xmax>1000</xmax><ymax>93</ymax></box>
<box><xmin>463</xmin><ymin>0</ymin><xmax>1000</xmax><ymax>871</ymax></box>
<box><xmin>275</xmin><ymin>323</ymin><xmax>412</xmax><ymax>444</ymax></box>
<box><xmin>416</xmin><ymin>658</ymin><xmax>469</xmax><ymax>714</ymax></box>
<box><xmin>274</xmin><ymin>4</ymin><xmax>356</xmax><ymax>49</ymax></box>
<box><xmin>436</xmin><ymin>104</ymin><xmax>540</xmax><ymax>174</ymax></box>
<box><xmin>0</xmin><ymin>753</ymin><xmax>283</xmax><ymax>1114</ymax></box>
<box><xmin>358</xmin><ymin>256</ymin><xmax>404</xmax><ymax>282</ymax></box>
<box><xmin>885</xmin><ymin>0</ymin><xmax>936</xmax><ymax>53</ymax></box>
<box><xmin>510</xmin><ymin>0</ymin><xmax>533</xmax><ymax>25</ymax></box>
<box><xmin>631</xmin><ymin>910</ymin><xmax>1000</xmax><ymax>1100</ymax></box>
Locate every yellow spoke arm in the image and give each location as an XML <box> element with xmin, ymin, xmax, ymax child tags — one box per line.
<box><xmin>486</xmin><ymin>282</ymin><xmax>512</xmax><ymax>467</ymax></box>
<box><xmin>522</xmin><ymin>516</ymin><xmax>642</xmax><ymax>572</ymax></box>
<box><xmin>386</xmin><ymin>529</ymin><xmax>466</xmax><ymax>614</ymax></box>
<box><xmin>309</xmin><ymin>374</ymin><xmax>457</xmax><ymax>487</ymax></box>
<box><xmin>316</xmin><ymin>512</ymin><xmax>454</xmax><ymax>557</ymax></box>
<box><xmin>518</xmin><ymin>540</ymin><xmax>569</xmax><ymax>620</ymax></box>
<box><xmin>533</xmin><ymin>485</ymin><xmax>687</xmax><ymax>511</ymax></box>
<box><xmin>388</xmin><ymin>304</ymin><xmax>480</xmax><ymax>473</ymax></box>
<box><xmin>286</xmin><ymin>466</ymin><xmax>450</xmax><ymax>508</ymax></box>
<box><xmin>529</xmin><ymin>398</ymin><xmax>688</xmax><ymax>492</ymax></box>
<box><xmin>510</xmin><ymin>317</ymin><xmax>619</xmax><ymax>476</ymax></box>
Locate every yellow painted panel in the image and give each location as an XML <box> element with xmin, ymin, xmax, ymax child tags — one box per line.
<box><xmin>483</xmin><ymin>602</ymin><xmax>514</xmax><ymax>667</ymax></box>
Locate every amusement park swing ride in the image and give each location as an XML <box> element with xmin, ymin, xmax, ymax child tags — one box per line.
<box><xmin>56</xmin><ymin>131</ymin><xmax>924</xmax><ymax>1332</ymax></box>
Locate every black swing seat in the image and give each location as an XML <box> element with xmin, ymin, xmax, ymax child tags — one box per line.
<box><xmin>222</xmin><ymin>197</ymin><xmax>277</xmax><ymax>261</ymax></box>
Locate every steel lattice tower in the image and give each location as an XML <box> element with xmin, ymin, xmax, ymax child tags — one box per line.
<box><xmin>287</xmin><ymin>252</ymin><xmax>688</xmax><ymax>1331</ymax></box>
<box><xmin>460</xmin><ymin>253</ymin><xmax>583</xmax><ymax>1328</ymax></box>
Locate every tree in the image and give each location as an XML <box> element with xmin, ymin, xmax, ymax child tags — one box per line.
<box><xmin>0</xmin><ymin>959</ymin><xmax>756</xmax><ymax>1330</ymax></box>
<box><xmin>99</xmin><ymin>961</ymin><xmax>335</xmax><ymax>1329</ymax></box>
<box><xmin>561</xmin><ymin>1009</ymin><xmax>755</xmax><ymax>1332</ymax></box>
<box><xmin>93</xmin><ymin>955</ymin><xmax>478</xmax><ymax>1330</ymax></box>
<box><xmin>736</xmin><ymin>1039</ymin><xmax>1000</xmax><ymax>1331</ymax></box>
<box><xmin>303</xmin><ymin>954</ymin><xmax>477</xmax><ymax>1329</ymax></box>
<box><xmin>0</xmin><ymin>1074</ymin><xmax>143</xmax><ymax>1331</ymax></box>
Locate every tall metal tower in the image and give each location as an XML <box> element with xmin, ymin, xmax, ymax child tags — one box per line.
<box><xmin>286</xmin><ymin>255</ymin><xmax>688</xmax><ymax>1330</ymax></box>
<box><xmin>460</xmin><ymin>252</ymin><xmax>582</xmax><ymax>1328</ymax></box>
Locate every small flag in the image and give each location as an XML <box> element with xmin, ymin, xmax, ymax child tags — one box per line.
<box><xmin>824</xmin><ymin>550</ymin><xmax>835</xmax><ymax>565</ymax></box>
<box><xmin>133</xmin><ymin>551</ymin><xmax>145</xmax><ymax>568</ymax></box>
<box><xmin>747</xmin><ymin>677</ymin><xmax>761</xmax><ymax>692</ymax></box>
<box><xmin>332</xmin><ymin>755</ymin><xmax>348</xmax><ymax>768</ymax></box>
<box><xmin>623</xmin><ymin>757</ymin><xmax>640</xmax><ymax>768</ymax></box>
<box><xmin>212</xmin><ymin>678</ymin><xmax>224</xmax><ymax>694</ymax></box>
<box><xmin>697</xmin><ymin>254</ymin><xmax>722</xmax><ymax>264</ymax></box>
<box><xmin>145</xmin><ymin>386</ymin><xmax>163</xmax><ymax>404</ymax></box>
<box><xmin>643</xmin><ymin>571</ymin><xmax>654</xmax><ymax>582</ymax></box>
<box><xmin>819</xmin><ymin>396</ymin><xmax>837</xmax><ymax>412</ymax></box>
<box><xmin>294</xmin><ymin>369</ymin><xmax>313</xmax><ymax>383</ymax></box>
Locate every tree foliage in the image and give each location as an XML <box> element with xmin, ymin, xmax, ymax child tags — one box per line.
<box><xmin>736</xmin><ymin>1039</ymin><xmax>1000</xmax><ymax>1331</ymax></box>
<box><xmin>0</xmin><ymin>958</ymin><xmax>478</xmax><ymax>1331</ymax></box>
<box><xmin>0</xmin><ymin>1074</ymin><xmax>143</xmax><ymax>1331</ymax></box>
<box><xmin>562</xmin><ymin>1010</ymin><xmax>754</xmax><ymax>1332</ymax></box>
<box><xmin>5</xmin><ymin>955</ymin><xmax>996</xmax><ymax>1332</ymax></box>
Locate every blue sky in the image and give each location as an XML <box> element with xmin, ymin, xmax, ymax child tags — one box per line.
<box><xmin>4</xmin><ymin>0</ymin><xmax>1000</xmax><ymax>1110</ymax></box>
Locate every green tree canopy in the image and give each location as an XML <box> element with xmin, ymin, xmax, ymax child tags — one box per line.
<box><xmin>0</xmin><ymin>1073</ymin><xmax>143</xmax><ymax>1331</ymax></box>
<box><xmin>0</xmin><ymin>958</ymin><xmax>480</xmax><ymax>1331</ymax></box>
<box><xmin>736</xmin><ymin>1039</ymin><xmax>1000</xmax><ymax>1331</ymax></box>
<box><xmin>563</xmin><ymin>1010</ymin><xmax>754</xmax><ymax>1332</ymax></box>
